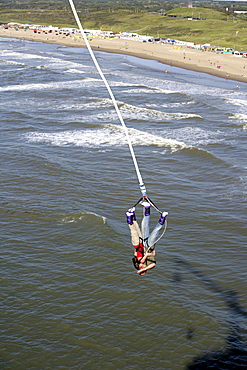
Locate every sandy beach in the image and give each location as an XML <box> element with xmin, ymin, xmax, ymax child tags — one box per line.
<box><xmin>1</xmin><ymin>26</ymin><xmax>247</xmax><ymax>83</ymax></box>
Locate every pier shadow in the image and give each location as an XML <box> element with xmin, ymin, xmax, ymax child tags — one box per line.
<box><xmin>173</xmin><ymin>258</ymin><xmax>247</xmax><ymax>369</ymax></box>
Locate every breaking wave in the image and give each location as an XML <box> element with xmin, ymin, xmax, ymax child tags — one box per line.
<box><xmin>0</xmin><ymin>77</ymin><xmax>103</xmax><ymax>92</ymax></box>
<box><xmin>23</xmin><ymin>123</ymin><xmax>190</xmax><ymax>152</ymax></box>
<box><xmin>230</xmin><ymin>113</ymin><xmax>247</xmax><ymax>122</ymax></box>
<box><xmin>225</xmin><ymin>98</ymin><xmax>247</xmax><ymax>107</ymax></box>
<box><xmin>121</xmin><ymin>102</ymin><xmax>201</xmax><ymax>120</ymax></box>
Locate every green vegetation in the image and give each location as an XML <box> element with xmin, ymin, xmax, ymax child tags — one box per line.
<box><xmin>154</xmin><ymin>8</ymin><xmax>247</xmax><ymax>49</ymax></box>
<box><xmin>1</xmin><ymin>1</ymin><xmax>247</xmax><ymax>50</ymax></box>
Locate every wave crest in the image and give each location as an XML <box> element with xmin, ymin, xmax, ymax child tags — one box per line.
<box><xmin>23</xmin><ymin>123</ymin><xmax>189</xmax><ymax>152</ymax></box>
<box><xmin>230</xmin><ymin>113</ymin><xmax>247</xmax><ymax>122</ymax></box>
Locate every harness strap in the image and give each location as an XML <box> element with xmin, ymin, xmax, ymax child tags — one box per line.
<box><xmin>146</xmin><ymin>259</ymin><xmax>156</xmax><ymax>264</ymax></box>
<box><xmin>136</xmin><ymin>245</ymin><xmax>144</xmax><ymax>254</ymax></box>
<box><xmin>146</xmin><ymin>197</ymin><xmax>163</xmax><ymax>214</ymax></box>
<box><xmin>133</xmin><ymin>196</ymin><xmax>163</xmax><ymax>214</ymax></box>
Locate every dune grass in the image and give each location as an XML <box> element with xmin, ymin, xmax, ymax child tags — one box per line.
<box><xmin>1</xmin><ymin>6</ymin><xmax>246</xmax><ymax>50</ymax></box>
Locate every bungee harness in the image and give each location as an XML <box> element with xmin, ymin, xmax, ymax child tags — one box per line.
<box><xmin>133</xmin><ymin>195</ymin><xmax>163</xmax><ymax>214</ymax></box>
<box><xmin>132</xmin><ymin>195</ymin><xmax>168</xmax><ymax>258</ymax></box>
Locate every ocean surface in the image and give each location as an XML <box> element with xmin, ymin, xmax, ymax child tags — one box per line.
<box><xmin>1</xmin><ymin>36</ymin><xmax>247</xmax><ymax>369</ymax></box>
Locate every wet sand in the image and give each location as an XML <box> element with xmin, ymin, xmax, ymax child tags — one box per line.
<box><xmin>1</xmin><ymin>27</ymin><xmax>247</xmax><ymax>83</ymax></box>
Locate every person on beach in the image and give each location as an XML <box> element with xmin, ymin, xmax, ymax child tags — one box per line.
<box><xmin>126</xmin><ymin>201</ymin><xmax>168</xmax><ymax>276</ymax></box>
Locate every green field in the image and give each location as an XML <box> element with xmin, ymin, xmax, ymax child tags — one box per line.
<box><xmin>1</xmin><ymin>5</ymin><xmax>247</xmax><ymax>50</ymax></box>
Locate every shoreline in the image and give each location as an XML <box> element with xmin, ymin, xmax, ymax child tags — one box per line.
<box><xmin>1</xmin><ymin>27</ymin><xmax>247</xmax><ymax>83</ymax></box>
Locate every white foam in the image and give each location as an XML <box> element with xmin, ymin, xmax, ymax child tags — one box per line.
<box><xmin>77</xmin><ymin>98</ymin><xmax>201</xmax><ymax>122</ymax></box>
<box><xmin>59</xmin><ymin>211</ymin><xmax>106</xmax><ymax>224</ymax></box>
<box><xmin>65</xmin><ymin>68</ymin><xmax>86</xmax><ymax>74</ymax></box>
<box><xmin>77</xmin><ymin>97</ymin><xmax>197</xmax><ymax>120</ymax></box>
<box><xmin>123</xmin><ymin>88</ymin><xmax>157</xmax><ymax>94</ymax></box>
<box><xmin>148</xmin><ymin>101</ymin><xmax>195</xmax><ymax>109</ymax></box>
<box><xmin>56</xmin><ymin>98</ymin><xmax>113</xmax><ymax>111</ymax></box>
<box><xmin>162</xmin><ymin>126</ymin><xmax>225</xmax><ymax>147</ymax></box>
<box><xmin>0</xmin><ymin>51</ymin><xmax>44</xmax><ymax>60</ymax></box>
<box><xmin>121</xmin><ymin>87</ymin><xmax>180</xmax><ymax>95</ymax></box>
<box><xmin>99</xmin><ymin>102</ymin><xmax>201</xmax><ymax>121</ymax></box>
<box><xmin>153</xmin><ymin>87</ymin><xmax>182</xmax><ymax>95</ymax></box>
<box><xmin>108</xmin><ymin>69</ymin><xmax>233</xmax><ymax>97</ymax></box>
<box><xmin>110</xmin><ymin>80</ymin><xmax>176</xmax><ymax>94</ymax></box>
<box><xmin>2</xmin><ymin>60</ymin><xmax>26</xmax><ymax>66</ymax></box>
<box><xmin>23</xmin><ymin>123</ymin><xmax>189</xmax><ymax>152</ymax></box>
<box><xmin>0</xmin><ymin>50</ymin><xmax>92</xmax><ymax>73</ymax></box>
<box><xmin>0</xmin><ymin>77</ymin><xmax>103</xmax><ymax>92</ymax></box>
<box><xmin>226</xmin><ymin>98</ymin><xmax>247</xmax><ymax>107</ymax></box>
<box><xmin>230</xmin><ymin>113</ymin><xmax>247</xmax><ymax>122</ymax></box>
<box><xmin>35</xmin><ymin>65</ymin><xmax>47</xmax><ymax>69</ymax></box>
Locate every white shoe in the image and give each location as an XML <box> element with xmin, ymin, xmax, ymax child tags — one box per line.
<box><xmin>159</xmin><ymin>211</ymin><xmax>168</xmax><ymax>225</ymax></box>
<box><xmin>141</xmin><ymin>201</ymin><xmax>150</xmax><ymax>208</ymax></box>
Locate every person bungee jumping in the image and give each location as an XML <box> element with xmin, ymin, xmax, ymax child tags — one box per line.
<box><xmin>126</xmin><ymin>200</ymin><xmax>168</xmax><ymax>276</ymax></box>
<box><xmin>68</xmin><ymin>1</ymin><xmax>167</xmax><ymax>276</ymax></box>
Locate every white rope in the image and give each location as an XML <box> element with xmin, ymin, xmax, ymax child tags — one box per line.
<box><xmin>68</xmin><ymin>0</ymin><xmax>146</xmax><ymax>196</ymax></box>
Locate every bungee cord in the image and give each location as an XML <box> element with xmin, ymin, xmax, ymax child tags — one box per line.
<box><xmin>68</xmin><ymin>1</ymin><xmax>168</xmax><ymax>276</ymax></box>
<box><xmin>68</xmin><ymin>0</ymin><xmax>147</xmax><ymax>197</ymax></box>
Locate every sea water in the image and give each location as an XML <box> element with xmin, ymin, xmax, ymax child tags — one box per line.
<box><xmin>1</xmin><ymin>37</ymin><xmax>247</xmax><ymax>369</ymax></box>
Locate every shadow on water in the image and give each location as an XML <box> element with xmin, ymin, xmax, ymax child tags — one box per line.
<box><xmin>173</xmin><ymin>258</ymin><xmax>247</xmax><ymax>369</ymax></box>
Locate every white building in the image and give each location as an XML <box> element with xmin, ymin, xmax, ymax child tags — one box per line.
<box><xmin>84</xmin><ymin>29</ymin><xmax>102</xmax><ymax>36</ymax></box>
<box><xmin>29</xmin><ymin>25</ymin><xmax>59</xmax><ymax>32</ymax></box>
<box><xmin>59</xmin><ymin>27</ymin><xmax>79</xmax><ymax>34</ymax></box>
